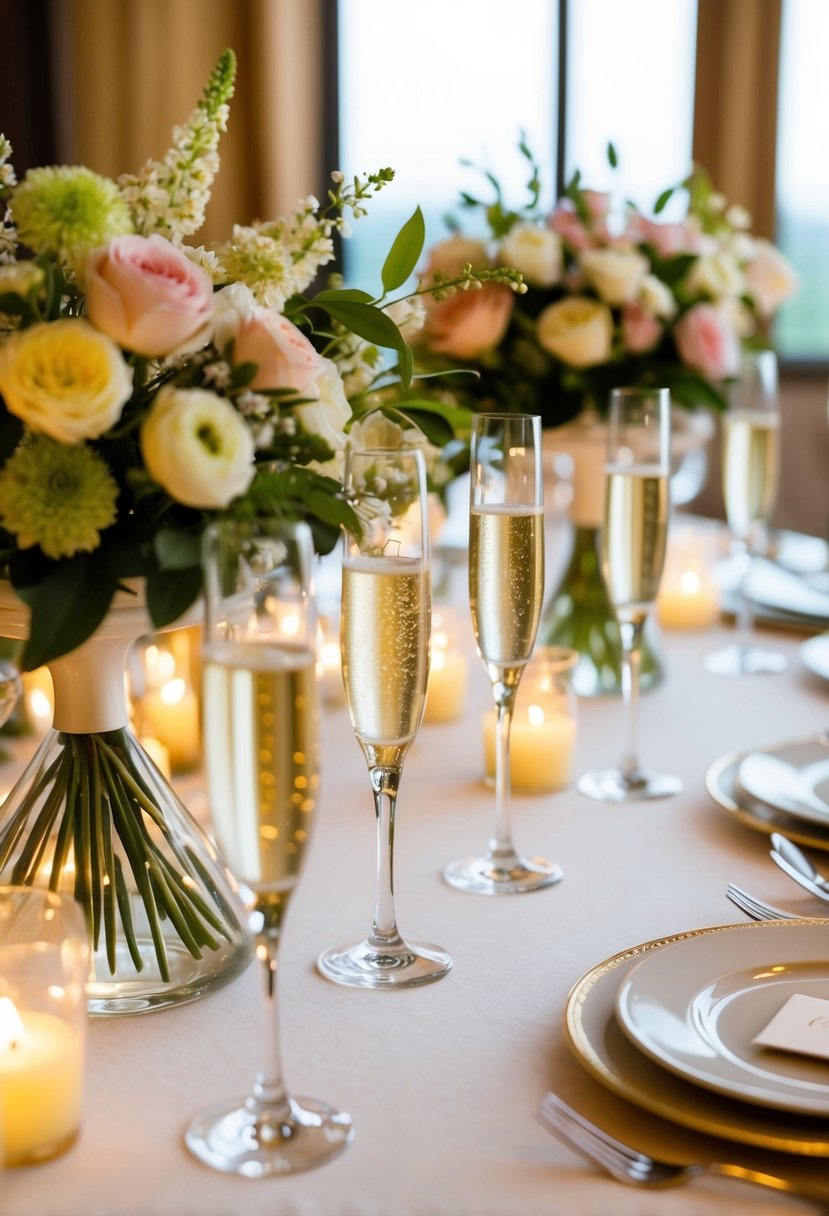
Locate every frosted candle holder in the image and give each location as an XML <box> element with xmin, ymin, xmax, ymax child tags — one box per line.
<box><xmin>0</xmin><ymin>888</ymin><xmax>88</xmax><ymax>1167</ymax></box>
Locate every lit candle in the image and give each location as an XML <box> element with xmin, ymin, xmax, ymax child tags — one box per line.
<box><xmin>424</xmin><ymin>647</ymin><xmax>468</xmax><ymax>724</ymax></box>
<box><xmin>22</xmin><ymin>667</ymin><xmax>54</xmax><ymax>735</ymax></box>
<box><xmin>0</xmin><ymin>995</ymin><xmax>84</xmax><ymax>1167</ymax></box>
<box><xmin>139</xmin><ymin>735</ymin><xmax>172</xmax><ymax>780</ymax></box>
<box><xmin>316</xmin><ymin>624</ymin><xmax>346</xmax><ymax>707</ymax></box>
<box><xmin>657</xmin><ymin>528</ymin><xmax>720</xmax><ymax>630</ymax></box>
<box><xmin>141</xmin><ymin>678</ymin><xmax>201</xmax><ymax>772</ymax></box>
<box><xmin>483</xmin><ymin>703</ymin><xmax>576</xmax><ymax>793</ymax></box>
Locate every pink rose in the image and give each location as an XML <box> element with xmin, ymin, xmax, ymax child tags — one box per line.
<box><xmin>743</xmin><ymin>239</ymin><xmax>799</xmax><ymax>318</ymax></box>
<box><xmin>625</xmin><ymin>215</ymin><xmax>701</xmax><ymax>257</ymax></box>
<box><xmin>421</xmin><ymin>284</ymin><xmax>513</xmax><ymax>360</ymax></box>
<box><xmin>622</xmin><ymin>303</ymin><xmax>662</xmax><ymax>353</ymax></box>
<box><xmin>86</xmin><ymin>234</ymin><xmax>214</xmax><ymax>358</ymax></box>
<box><xmin>674</xmin><ymin>304</ymin><xmax>741</xmax><ymax>380</ymax></box>
<box><xmin>548</xmin><ymin>205</ymin><xmax>591</xmax><ymax>251</ymax></box>
<box><xmin>231</xmin><ymin>307</ymin><xmax>325</xmax><ymax>393</ymax></box>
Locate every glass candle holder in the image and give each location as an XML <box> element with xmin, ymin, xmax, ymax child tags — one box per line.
<box><xmin>0</xmin><ymin>888</ymin><xmax>88</xmax><ymax>1167</ymax></box>
<box><xmin>482</xmin><ymin>647</ymin><xmax>578</xmax><ymax>794</ymax></box>
<box><xmin>656</xmin><ymin>524</ymin><xmax>720</xmax><ymax>630</ymax></box>
<box><xmin>424</xmin><ymin>608</ymin><xmax>469</xmax><ymax>725</ymax></box>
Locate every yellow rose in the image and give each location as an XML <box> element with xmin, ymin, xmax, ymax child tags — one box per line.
<box><xmin>536</xmin><ymin>298</ymin><xmax>613</xmax><ymax>368</ymax></box>
<box><xmin>0</xmin><ymin>318</ymin><xmax>133</xmax><ymax>443</ymax></box>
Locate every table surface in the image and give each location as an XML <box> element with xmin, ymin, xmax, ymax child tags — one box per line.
<box><xmin>3</xmin><ymin>540</ymin><xmax>829</xmax><ymax>1216</ymax></box>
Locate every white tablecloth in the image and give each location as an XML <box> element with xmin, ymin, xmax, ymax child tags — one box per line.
<box><xmin>3</xmin><ymin>564</ymin><xmax>829</xmax><ymax>1215</ymax></box>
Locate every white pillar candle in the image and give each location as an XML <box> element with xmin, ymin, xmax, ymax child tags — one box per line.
<box><xmin>141</xmin><ymin>678</ymin><xmax>201</xmax><ymax>772</ymax></box>
<box><xmin>483</xmin><ymin>704</ymin><xmax>576</xmax><ymax>794</ymax></box>
<box><xmin>424</xmin><ymin>647</ymin><xmax>468</xmax><ymax>724</ymax></box>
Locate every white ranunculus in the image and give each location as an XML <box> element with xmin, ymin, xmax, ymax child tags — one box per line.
<box><xmin>536</xmin><ymin>297</ymin><xmax>613</xmax><ymax>368</ymax></box>
<box><xmin>686</xmin><ymin>251</ymin><xmax>744</xmax><ymax>301</ymax></box>
<box><xmin>140</xmin><ymin>386</ymin><xmax>256</xmax><ymax>508</ymax></box>
<box><xmin>499</xmin><ymin>221</ymin><xmax>562</xmax><ymax>288</ymax></box>
<box><xmin>294</xmin><ymin>358</ymin><xmax>351</xmax><ymax>452</ymax></box>
<box><xmin>581</xmin><ymin>247</ymin><xmax>648</xmax><ymax>306</ymax></box>
<box><xmin>637</xmin><ymin>274</ymin><xmax>677</xmax><ymax>320</ymax></box>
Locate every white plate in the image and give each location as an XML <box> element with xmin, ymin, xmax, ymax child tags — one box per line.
<box><xmin>615</xmin><ymin>922</ymin><xmax>829</xmax><ymax>1114</ymax></box>
<box><xmin>706</xmin><ymin>742</ymin><xmax>829</xmax><ymax>852</ymax></box>
<box><xmin>801</xmin><ymin>633</ymin><xmax>829</xmax><ymax>682</ymax></box>
<box><xmin>565</xmin><ymin>922</ymin><xmax>829</xmax><ymax>1154</ymax></box>
<box><xmin>736</xmin><ymin>738</ymin><xmax>829</xmax><ymax>827</ymax></box>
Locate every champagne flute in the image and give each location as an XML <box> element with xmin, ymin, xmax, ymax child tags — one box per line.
<box><xmin>704</xmin><ymin>349</ymin><xmax>786</xmax><ymax>674</ymax></box>
<box><xmin>444</xmin><ymin>412</ymin><xmax>562</xmax><ymax>894</ymax></box>
<box><xmin>186</xmin><ymin>519</ymin><xmax>353</xmax><ymax>1176</ymax></box>
<box><xmin>317</xmin><ymin>448</ymin><xmax>452</xmax><ymax>989</ymax></box>
<box><xmin>578</xmin><ymin>388</ymin><xmax>682</xmax><ymax>802</ymax></box>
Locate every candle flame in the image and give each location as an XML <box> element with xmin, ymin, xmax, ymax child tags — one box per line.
<box><xmin>431</xmin><ymin>648</ymin><xmax>447</xmax><ymax>672</ymax></box>
<box><xmin>528</xmin><ymin>704</ymin><xmax>545</xmax><ymax>727</ymax></box>
<box><xmin>0</xmin><ymin>996</ymin><xmax>24</xmax><ymax>1050</ymax></box>
<box><xmin>30</xmin><ymin>688</ymin><xmax>52</xmax><ymax>723</ymax></box>
<box><xmin>432</xmin><ymin>630</ymin><xmax>449</xmax><ymax>651</ymax></box>
<box><xmin>160</xmin><ymin>677</ymin><xmax>187</xmax><ymax>707</ymax></box>
<box><xmin>679</xmin><ymin>569</ymin><xmax>702</xmax><ymax>596</ymax></box>
<box><xmin>320</xmin><ymin>641</ymin><xmax>340</xmax><ymax>669</ymax></box>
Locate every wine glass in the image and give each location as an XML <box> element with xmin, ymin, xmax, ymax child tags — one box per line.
<box><xmin>704</xmin><ymin>349</ymin><xmax>786</xmax><ymax>674</ymax></box>
<box><xmin>186</xmin><ymin>519</ymin><xmax>353</xmax><ymax>1176</ymax></box>
<box><xmin>444</xmin><ymin>412</ymin><xmax>562</xmax><ymax>894</ymax></box>
<box><xmin>317</xmin><ymin>448</ymin><xmax>452</xmax><ymax>989</ymax></box>
<box><xmin>578</xmin><ymin>387</ymin><xmax>682</xmax><ymax>802</ymax></box>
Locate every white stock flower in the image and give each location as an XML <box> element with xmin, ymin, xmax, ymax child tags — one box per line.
<box><xmin>383</xmin><ymin>296</ymin><xmax>426</xmax><ymax>340</ymax></box>
<box><xmin>499</xmin><ymin>221</ymin><xmax>562</xmax><ymax>288</ymax></box>
<box><xmin>581</xmin><ymin>247</ymin><xmax>648</xmax><ymax>306</ymax></box>
<box><xmin>140</xmin><ymin>386</ymin><xmax>256</xmax><ymax>508</ymax></box>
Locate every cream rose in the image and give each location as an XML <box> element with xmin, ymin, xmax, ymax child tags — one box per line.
<box><xmin>293</xmin><ymin>358</ymin><xmax>351</xmax><ymax>452</ymax></box>
<box><xmin>581</xmin><ymin>247</ymin><xmax>648</xmax><ymax>306</ymax></box>
<box><xmin>86</xmin><ymin>234</ymin><xmax>214</xmax><ymax>358</ymax></box>
<box><xmin>536</xmin><ymin>297</ymin><xmax>613</xmax><ymax>368</ymax></box>
<box><xmin>686</xmin><ymin>251</ymin><xmax>744</xmax><ymax>301</ymax></box>
<box><xmin>743</xmin><ymin>239</ymin><xmax>799</xmax><ymax>318</ymax></box>
<box><xmin>0</xmin><ymin>318</ymin><xmax>133</xmax><ymax>443</ymax></box>
<box><xmin>638</xmin><ymin>274</ymin><xmax>677</xmax><ymax>320</ymax></box>
<box><xmin>140</xmin><ymin>386</ymin><xmax>256</xmax><ymax>508</ymax></box>
<box><xmin>499</xmin><ymin>221</ymin><xmax>562</xmax><ymax>288</ymax></box>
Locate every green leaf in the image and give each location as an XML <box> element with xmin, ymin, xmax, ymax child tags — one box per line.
<box><xmin>146</xmin><ymin>566</ymin><xmax>202</xmax><ymax>629</ymax></box>
<box><xmin>654</xmin><ymin>187</ymin><xmax>674</xmax><ymax>215</ymax></box>
<box><xmin>607</xmin><ymin>141</ymin><xmax>618</xmax><ymax>169</ymax></box>
<box><xmin>315</xmin><ymin>300</ymin><xmax>404</xmax><ymax>351</ymax></box>
<box><xmin>381</xmin><ymin>206</ymin><xmax>426</xmax><ymax>293</ymax></box>
<box><xmin>311</xmin><ymin>288</ymin><xmax>374</xmax><ymax>304</ymax></box>
<box><xmin>13</xmin><ymin>556</ymin><xmax>116</xmax><ymax>671</ymax></box>
<box><xmin>154</xmin><ymin>527</ymin><xmax>203</xmax><ymax>571</ymax></box>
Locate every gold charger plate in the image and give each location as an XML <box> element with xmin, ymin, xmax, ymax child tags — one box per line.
<box><xmin>705</xmin><ymin>740</ymin><xmax>829</xmax><ymax>853</ymax></box>
<box><xmin>564</xmin><ymin>921</ymin><xmax>829</xmax><ymax>1155</ymax></box>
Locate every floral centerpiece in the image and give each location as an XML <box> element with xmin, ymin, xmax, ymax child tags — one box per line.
<box><xmin>414</xmin><ymin>141</ymin><xmax>798</xmax><ymax>425</ymax></box>
<box><xmin>0</xmin><ymin>50</ymin><xmax>524</xmax><ymax>1006</ymax></box>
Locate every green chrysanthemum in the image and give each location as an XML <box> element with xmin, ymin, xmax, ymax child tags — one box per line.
<box><xmin>0</xmin><ymin>436</ymin><xmax>119</xmax><ymax>559</ymax></box>
<box><xmin>10</xmin><ymin>166</ymin><xmax>133</xmax><ymax>267</ymax></box>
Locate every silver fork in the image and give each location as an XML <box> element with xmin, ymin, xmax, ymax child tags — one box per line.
<box><xmin>538</xmin><ymin>1092</ymin><xmax>824</xmax><ymax>1200</ymax></box>
<box><xmin>726</xmin><ymin>882</ymin><xmax>798</xmax><ymax>921</ymax></box>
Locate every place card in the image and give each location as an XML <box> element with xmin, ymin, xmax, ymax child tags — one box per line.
<box><xmin>753</xmin><ymin>993</ymin><xmax>829</xmax><ymax>1062</ymax></box>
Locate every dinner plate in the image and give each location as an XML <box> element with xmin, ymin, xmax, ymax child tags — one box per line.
<box><xmin>801</xmin><ymin>633</ymin><xmax>829</xmax><ymax>682</ymax></box>
<box><xmin>615</xmin><ymin>922</ymin><xmax>829</xmax><ymax>1114</ymax></box>
<box><xmin>737</xmin><ymin>739</ymin><xmax>829</xmax><ymax>827</ymax></box>
<box><xmin>705</xmin><ymin>743</ymin><xmax>829</xmax><ymax>852</ymax></box>
<box><xmin>564</xmin><ymin>922</ymin><xmax>829</xmax><ymax>1154</ymax></box>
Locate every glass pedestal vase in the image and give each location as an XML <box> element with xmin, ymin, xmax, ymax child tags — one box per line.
<box><xmin>0</xmin><ymin>586</ymin><xmax>252</xmax><ymax>1016</ymax></box>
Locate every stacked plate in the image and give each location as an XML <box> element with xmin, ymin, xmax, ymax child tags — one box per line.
<box><xmin>706</xmin><ymin>735</ymin><xmax>829</xmax><ymax>852</ymax></box>
<box><xmin>717</xmin><ymin>532</ymin><xmax>829</xmax><ymax>631</ymax></box>
<box><xmin>564</xmin><ymin>920</ymin><xmax>829</xmax><ymax>1154</ymax></box>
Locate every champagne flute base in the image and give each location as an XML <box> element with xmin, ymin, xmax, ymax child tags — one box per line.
<box><xmin>442</xmin><ymin>854</ymin><xmax>563</xmax><ymax>895</ymax></box>
<box><xmin>185</xmin><ymin>1094</ymin><xmax>354</xmax><ymax>1177</ymax></box>
<box><xmin>703</xmin><ymin>641</ymin><xmax>788</xmax><ymax>675</ymax></box>
<box><xmin>317</xmin><ymin>938</ymin><xmax>452</xmax><ymax>989</ymax></box>
<box><xmin>577</xmin><ymin>767</ymin><xmax>682</xmax><ymax>802</ymax></box>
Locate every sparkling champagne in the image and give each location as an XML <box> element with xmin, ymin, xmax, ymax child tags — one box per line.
<box><xmin>722</xmin><ymin>413</ymin><xmax>780</xmax><ymax>541</ymax></box>
<box><xmin>603</xmin><ymin>467</ymin><xmax>669</xmax><ymax>624</ymax></box>
<box><xmin>469</xmin><ymin>505</ymin><xmax>543</xmax><ymax>670</ymax></box>
<box><xmin>202</xmin><ymin>642</ymin><xmax>319</xmax><ymax>893</ymax></box>
<box><xmin>341</xmin><ymin>555</ymin><xmax>430</xmax><ymax>767</ymax></box>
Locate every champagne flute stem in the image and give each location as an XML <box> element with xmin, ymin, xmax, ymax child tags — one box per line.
<box><xmin>368</xmin><ymin>766</ymin><xmax>404</xmax><ymax>950</ymax></box>
<box><xmin>248</xmin><ymin>899</ymin><xmax>291</xmax><ymax>1123</ymax></box>
<box><xmin>618</xmin><ymin>620</ymin><xmax>644</xmax><ymax>781</ymax></box>
<box><xmin>489</xmin><ymin>688</ymin><xmax>518</xmax><ymax>864</ymax></box>
<box><xmin>735</xmin><ymin>539</ymin><xmax>755</xmax><ymax>642</ymax></box>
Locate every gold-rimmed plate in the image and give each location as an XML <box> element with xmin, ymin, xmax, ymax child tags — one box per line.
<box><xmin>564</xmin><ymin>922</ymin><xmax>829</xmax><ymax>1155</ymax></box>
<box><xmin>705</xmin><ymin>741</ymin><xmax>829</xmax><ymax>852</ymax></box>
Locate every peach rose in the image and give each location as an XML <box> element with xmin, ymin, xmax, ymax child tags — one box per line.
<box><xmin>422</xmin><ymin>284</ymin><xmax>513</xmax><ymax>360</ymax></box>
<box><xmin>85</xmin><ymin>234</ymin><xmax>213</xmax><ymax>358</ymax></box>
<box><xmin>743</xmin><ymin>239</ymin><xmax>799</xmax><ymax>318</ymax></box>
<box><xmin>622</xmin><ymin>303</ymin><xmax>662</xmax><ymax>353</ymax></box>
<box><xmin>421</xmin><ymin>235</ymin><xmax>490</xmax><ymax>280</ymax></box>
<box><xmin>228</xmin><ymin>306</ymin><xmax>325</xmax><ymax>394</ymax></box>
<box><xmin>674</xmin><ymin>304</ymin><xmax>741</xmax><ymax>380</ymax></box>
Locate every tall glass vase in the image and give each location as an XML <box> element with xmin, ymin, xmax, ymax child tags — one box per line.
<box><xmin>0</xmin><ymin>583</ymin><xmax>251</xmax><ymax>1016</ymax></box>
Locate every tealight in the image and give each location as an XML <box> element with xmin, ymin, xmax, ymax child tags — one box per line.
<box><xmin>657</xmin><ymin>526</ymin><xmax>720</xmax><ymax>630</ymax></box>
<box><xmin>424</xmin><ymin>609</ymin><xmax>468</xmax><ymax>724</ymax></box>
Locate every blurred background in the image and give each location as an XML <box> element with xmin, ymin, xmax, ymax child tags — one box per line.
<box><xmin>0</xmin><ymin>0</ymin><xmax>826</xmax><ymax>536</ymax></box>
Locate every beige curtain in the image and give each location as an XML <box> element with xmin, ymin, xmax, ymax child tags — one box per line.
<box><xmin>693</xmin><ymin>0</ymin><xmax>782</xmax><ymax>239</ymax></box>
<box><xmin>50</xmin><ymin>0</ymin><xmax>326</xmax><ymax>243</ymax></box>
